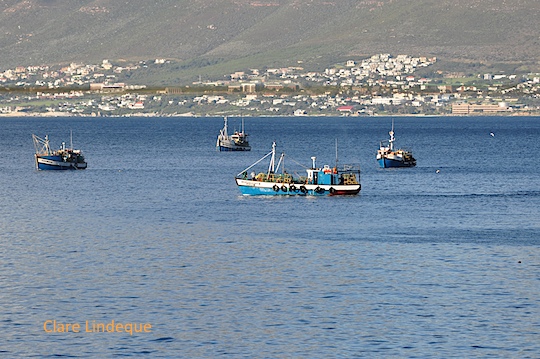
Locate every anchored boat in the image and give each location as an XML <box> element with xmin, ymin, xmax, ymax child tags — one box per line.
<box><xmin>32</xmin><ymin>133</ymin><xmax>87</xmax><ymax>170</ymax></box>
<box><xmin>235</xmin><ymin>141</ymin><xmax>361</xmax><ymax>196</ymax></box>
<box><xmin>216</xmin><ymin>117</ymin><xmax>251</xmax><ymax>151</ymax></box>
<box><xmin>376</xmin><ymin>121</ymin><xmax>416</xmax><ymax>168</ymax></box>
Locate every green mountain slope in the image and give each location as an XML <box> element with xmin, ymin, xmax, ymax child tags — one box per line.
<box><xmin>1</xmin><ymin>0</ymin><xmax>539</xmax><ymax>81</ymax></box>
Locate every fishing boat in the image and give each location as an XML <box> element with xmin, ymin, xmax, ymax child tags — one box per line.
<box><xmin>32</xmin><ymin>133</ymin><xmax>87</xmax><ymax>170</ymax></box>
<box><xmin>235</xmin><ymin>141</ymin><xmax>361</xmax><ymax>196</ymax></box>
<box><xmin>216</xmin><ymin>117</ymin><xmax>251</xmax><ymax>151</ymax></box>
<box><xmin>376</xmin><ymin>121</ymin><xmax>416</xmax><ymax>168</ymax></box>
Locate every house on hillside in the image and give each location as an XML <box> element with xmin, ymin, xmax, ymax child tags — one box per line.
<box><xmin>337</xmin><ymin>105</ymin><xmax>354</xmax><ymax>113</ymax></box>
<box><xmin>128</xmin><ymin>101</ymin><xmax>144</xmax><ymax>109</ymax></box>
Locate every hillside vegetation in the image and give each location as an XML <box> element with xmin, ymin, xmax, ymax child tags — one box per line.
<box><xmin>1</xmin><ymin>0</ymin><xmax>539</xmax><ymax>82</ymax></box>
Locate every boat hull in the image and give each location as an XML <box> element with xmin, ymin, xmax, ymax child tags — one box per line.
<box><xmin>378</xmin><ymin>157</ymin><xmax>416</xmax><ymax>168</ymax></box>
<box><xmin>235</xmin><ymin>179</ymin><xmax>360</xmax><ymax>196</ymax></box>
<box><xmin>36</xmin><ymin>155</ymin><xmax>87</xmax><ymax>170</ymax></box>
<box><xmin>218</xmin><ymin>144</ymin><xmax>251</xmax><ymax>152</ymax></box>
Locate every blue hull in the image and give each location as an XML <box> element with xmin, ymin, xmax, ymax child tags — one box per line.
<box><xmin>36</xmin><ymin>155</ymin><xmax>87</xmax><ymax>170</ymax></box>
<box><xmin>218</xmin><ymin>146</ymin><xmax>250</xmax><ymax>152</ymax></box>
<box><xmin>237</xmin><ymin>186</ymin><xmax>327</xmax><ymax>196</ymax></box>
<box><xmin>378</xmin><ymin>158</ymin><xmax>415</xmax><ymax>168</ymax></box>
<box><xmin>38</xmin><ymin>163</ymin><xmax>70</xmax><ymax>170</ymax></box>
<box><xmin>236</xmin><ymin>181</ymin><xmax>361</xmax><ymax>196</ymax></box>
<box><xmin>37</xmin><ymin>163</ymin><xmax>83</xmax><ymax>170</ymax></box>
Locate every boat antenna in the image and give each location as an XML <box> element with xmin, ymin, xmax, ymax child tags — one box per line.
<box><xmin>335</xmin><ymin>138</ymin><xmax>339</xmax><ymax>169</ymax></box>
<box><xmin>70</xmin><ymin>130</ymin><xmax>73</xmax><ymax>149</ymax></box>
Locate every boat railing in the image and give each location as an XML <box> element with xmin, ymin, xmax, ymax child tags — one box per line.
<box><xmin>340</xmin><ymin>163</ymin><xmax>361</xmax><ymax>173</ymax></box>
<box><xmin>339</xmin><ymin>164</ymin><xmax>361</xmax><ymax>184</ymax></box>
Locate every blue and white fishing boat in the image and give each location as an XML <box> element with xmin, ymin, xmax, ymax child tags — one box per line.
<box><xmin>32</xmin><ymin>133</ymin><xmax>87</xmax><ymax>170</ymax></box>
<box><xmin>235</xmin><ymin>141</ymin><xmax>361</xmax><ymax>196</ymax></box>
<box><xmin>216</xmin><ymin>117</ymin><xmax>251</xmax><ymax>151</ymax></box>
<box><xmin>376</xmin><ymin>121</ymin><xmax>416</xmax><ymax>168</ymax></box>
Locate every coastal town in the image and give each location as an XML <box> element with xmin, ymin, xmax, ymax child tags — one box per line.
<box><xmin>2</xmin><ymin>54</ymin><xmax>540</xmax><ymax>117</ymax></box>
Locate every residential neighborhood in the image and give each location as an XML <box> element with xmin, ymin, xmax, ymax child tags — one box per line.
<box><xmin>2</xmin><ymin>54</ymin><xmax>540</xmax><ymax>117</ymax></box>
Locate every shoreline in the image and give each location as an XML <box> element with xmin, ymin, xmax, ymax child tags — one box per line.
<box><xmin>2</xmin><ymin>112</ymin><xmax>540</xmax><ymax>118</ymax></box>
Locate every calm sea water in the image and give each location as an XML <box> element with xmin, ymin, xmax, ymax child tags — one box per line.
<box><xmin>1</xmin><ymin>116</ymin><xmax>539</xmax><ymax>358</ymax></box>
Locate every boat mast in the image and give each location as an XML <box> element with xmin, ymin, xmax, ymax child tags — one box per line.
<box><xmin>268</xmin><ymin>141</ymin><xmax>276</xmax><ymax>174</ymax></box>
<box><xmin>217</xmin><ymin>117</ymin><xmax>228</xmax><ymax>149</ymax></box>
<box><xmin>32</xmin><ymin>134</ymin><xmax>51</xmax><ymax>155</ymax></box>
<box><xmin>44</xmin><ymin>135</ymin><xmax>50</xmax><ymax>154</ymax></box>
<box><xmin>389</xmin><ymin>119</ymin><xmax>395</xmax><ymax>151</ymax></box>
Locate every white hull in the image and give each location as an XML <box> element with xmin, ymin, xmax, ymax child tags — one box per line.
<box><xmin>235</xmin><ymin>179</ymin><xmax>360</xmax><ymax>196</ymax></box>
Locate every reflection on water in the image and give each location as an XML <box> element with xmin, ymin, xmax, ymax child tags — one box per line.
<box><xmin>1</xmin><ymin>116</ymin><xmax>539</xmax><ymax>357</ymax></box>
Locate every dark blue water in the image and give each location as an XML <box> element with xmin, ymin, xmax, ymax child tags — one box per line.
<box><xmin>1</xmin><ymin>116</ymin><xmax>539</xmax><ymax>358</ymax></box>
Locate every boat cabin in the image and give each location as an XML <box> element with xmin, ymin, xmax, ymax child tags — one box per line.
<box><xmin>306</xmin><ymin>158</ymin><xmax>340</xmax><ymax>185</ymax></box>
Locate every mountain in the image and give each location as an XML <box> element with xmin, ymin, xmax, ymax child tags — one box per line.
<box><xmin>1</xmin><ymin>0</ymin><xmax>539</xmax><ymax>82</ymax></box>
